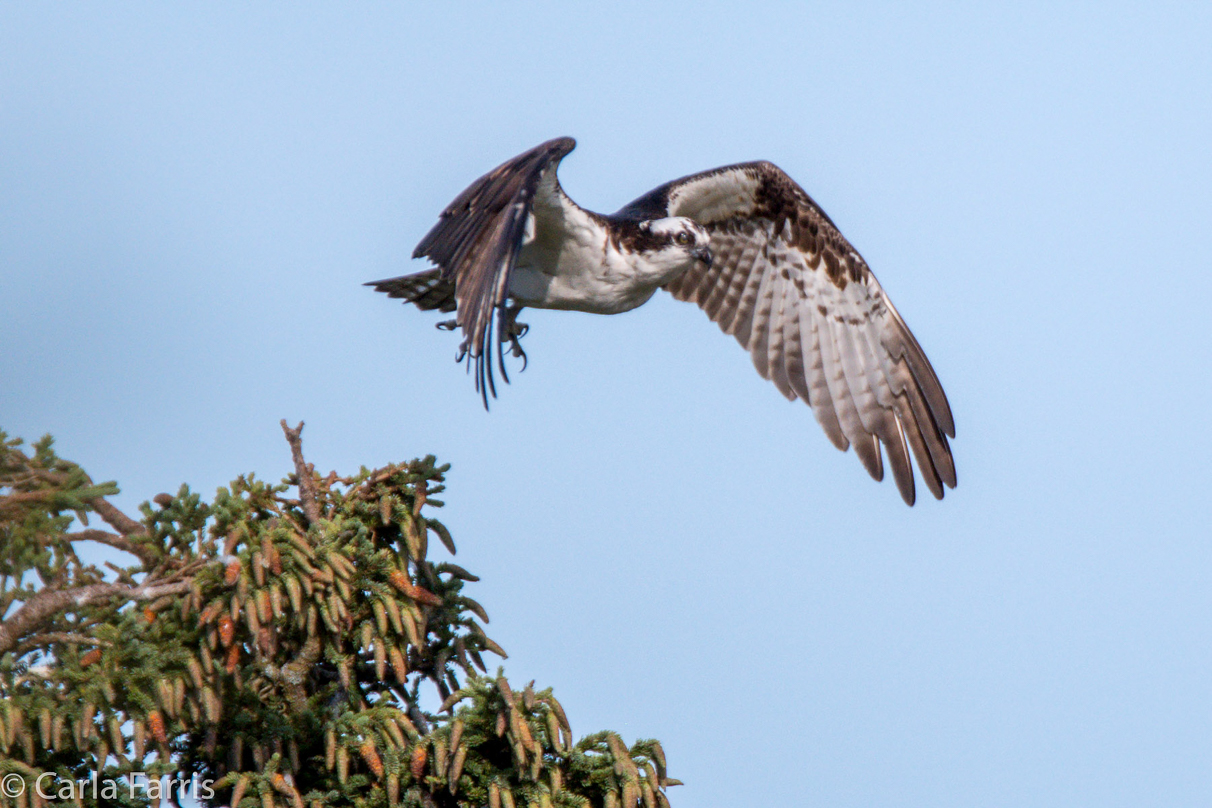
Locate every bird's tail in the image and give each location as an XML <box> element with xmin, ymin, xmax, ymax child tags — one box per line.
<box><xmin>364</xmin><ymin>269</ymin><xmax>457</xmax><ymax>313</ymax></box>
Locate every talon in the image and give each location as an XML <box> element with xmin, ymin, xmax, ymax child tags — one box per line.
<box><xmin>496</xmin><ymin>307</ymin><xmax>530</xmax><ymax>371</ymax></box>
<box><xmin>436</xmin><ymin>319</ymin><xmax>458</xmax><ymax>331</ymax></box>
<box><xmin>509</xmin><ymin>336</ymin><xmax>528</xmax><ymax>371</ymax></box>
<box><xmin>496</xmin><ymin>321</ymin><xmax>528</xmax><ymax>342</ymax></box>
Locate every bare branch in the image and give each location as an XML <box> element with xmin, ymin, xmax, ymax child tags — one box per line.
<box><xmin>88</xmin><ymin>496</ymin><xmax>148</xmax><ymax>537</ymax></box>
<box><xmin>0</xmin><ymin>578</ymin><xmax>192</xmax><ymax>656</ymax></box>
<box><xmin>14</xmin><ymin>632</ymin><xmax>112</xmax><ymax>654</ymax></box>
<box><xmin>280</xmin><ymin>420</ymin><xmax>321</xmax><ymax>525</ymax></box>
<box><xmin>66</xmin><ymin>529</ymin><xmax>160</xmax><ymax>567</ymax></box>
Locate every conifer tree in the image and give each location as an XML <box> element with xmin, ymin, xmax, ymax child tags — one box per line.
<box><xmin>0</xmin><ymin>423</ymin><xmax>677</xmax><ymax>808</ymax></box>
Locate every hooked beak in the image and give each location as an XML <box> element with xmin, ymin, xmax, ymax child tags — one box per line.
<box><xmin>694</xmin><ymin>245</ymin><xmax>713</xmax><ymax>267</ymax></box>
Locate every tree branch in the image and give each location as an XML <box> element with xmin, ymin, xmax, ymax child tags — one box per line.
<box><xmin>0</xmin><ymin>489</ymin><xmax>57</xmax><ymax>509</ymax></box>
<box><xmin>87</xmin><ymin>496</ymin><xmax>148</xmax><ymax>537</ymax></box>
<box><xmin>280</xmin><ymin>420</ymin><xmax>321</xmax><ymax>525</ymax></box>
<box><xmin>66</xmin><ymin>528</ymin><xmax>161</xmax><ymax>567</ymax></box>
<box><xmin>0</xmin><ymin>578</ymin><xmax>192</xmax><ymax>656</ymax></box>
<box><xmin>278</xmin><ymin>635</ymin><xmax>323</xmax><ymax>713</ymax></box>
<box><xmin>14</xmin><ymin>632</ymin><xmax>112</xmax><ymax>654</ymax></box>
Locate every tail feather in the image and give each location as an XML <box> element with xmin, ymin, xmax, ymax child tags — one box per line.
<box><xmin>365</xmin><ymin>269</ymin><xmax>457</xmax><ymax>313</ymax></box>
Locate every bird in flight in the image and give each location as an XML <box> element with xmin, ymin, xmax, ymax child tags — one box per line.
<box><xmin>368</xmin><ymin>137</ymin><xmax>955</xmax><ymax>504</ymax></box>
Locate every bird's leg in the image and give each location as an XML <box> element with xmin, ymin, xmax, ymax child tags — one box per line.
<box><xmin>498</xmin><ymin>304</ymin><xmax>529</xmax><ymax>369</ymax></box>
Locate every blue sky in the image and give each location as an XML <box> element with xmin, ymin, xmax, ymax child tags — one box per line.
<box><xmin>2</xmin><ymin>3</ymin><xmax>1210</xmax><ymax>805</ymax></box>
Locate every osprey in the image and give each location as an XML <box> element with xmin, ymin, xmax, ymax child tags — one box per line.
<box><xmin>368</xmin><ymin>137</ymin><xmax>955</xmax><ymax>504</ymax></box>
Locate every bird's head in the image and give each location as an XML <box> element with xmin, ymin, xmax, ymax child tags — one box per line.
<box><xmin>635</xmin><ymin>217</ymin><xmax>713</xmax><ymax>272</ymax></box>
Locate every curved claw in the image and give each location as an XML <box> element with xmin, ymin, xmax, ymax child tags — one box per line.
<box><xmin>508</xmin><ymin>334</ymin><xmax>528</xmax><ymax>372</ymax></box>
<box><xmin>497</xmin><ymin>308</ymin><xmax>530</xmax><ymax>373</ymax></box>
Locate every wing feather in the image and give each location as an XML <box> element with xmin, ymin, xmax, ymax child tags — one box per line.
<box><xmin>765</xmin><ymin>265</ymin><xmax>796</xmax><ymax>401</ymax></box>
<box><xmin>368</xmin><ymin>137</ymin><xmax>577</xmax><ymax>406</ymax></box>
<box><xmin>745</xmin><ymin>237</ymin><xmax>779</xmax><ymax>382</ymax></box>
<box><xmin>780</xmin><ymin>286</ymin><xmax>811</xmax><ymax>404</ymax></box>
<box><xmin>885</xmin><ymin>412</ymin><xmax>916</xmax><ymax>505</ymax></box>
<box><xmin>364</xmin><ymin>268</ymin><xmax>457</xmax><ymax>313</ymax></box>
<box><xmin>645</xmin><ymin>160</ymin><xmax>955</xmax><ymax>503</ymax></box>
<box><xmin>797</xmin><ymin>293</ymin><xmax>849</xmax><ymax>450</ymax></box>
<box><xmin>701</xmin><ymin>230</ymin><xmax>747</xmax><ymax>321</ymax></box>
<box><xmin>833</xmin><ymin>295</ymin><xmax>880</xmax><ymax>436</ymax></box>
<box><xmin>895</xmin><ymin>393</ymin><xmax>944</xmax><ymax>500</ymax></box>
<box><xmin>843</xmin><ymin>290</ymin><xmax>921</xmax><ymax>502</ymax></box>
<box><xmin>821</xmin><ymin>307</ymin><xmax>883</xmax><ymax>481</ymax></box>
<box><xmin>896</xmin><ymin>365</ymin><xmax>956</xmax><ymax>489</ymax></box>
<box><xmin>721</xmin><ymin>228</ymin><xmax>767</xmax><ymax>341</ymax></box>
<box><xmin>881</xmin><ymin>297</ymin><xmax>955</xmax><ymax>437</ymax></box>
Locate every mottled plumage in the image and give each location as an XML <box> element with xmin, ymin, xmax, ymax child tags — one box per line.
<box><xmin>368</xmin><ymin>137</ymin><xmax>955</xmax><ymax>504</ymax></box>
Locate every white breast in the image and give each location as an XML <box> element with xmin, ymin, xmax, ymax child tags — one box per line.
<box><xmin>508</xmin><ymin>209</ymin><xmax>664</xmax><ymax>315</ymax></box>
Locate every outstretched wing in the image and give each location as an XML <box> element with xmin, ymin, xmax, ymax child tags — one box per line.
<box><xmin>625</xmin><ymin>162</ymin><xmax>955</xmax><ymax>505</ymax></box>
<box><xmin>369</xmin><ymin>136</ymin><xmax>577</xmax><ymax>405</ymax></box>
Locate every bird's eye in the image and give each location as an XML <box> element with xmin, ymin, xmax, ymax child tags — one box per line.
<box><xmin>675</xmin><ymin>231</ymin><xmax>692</xmax><ymax>245</ymax></box>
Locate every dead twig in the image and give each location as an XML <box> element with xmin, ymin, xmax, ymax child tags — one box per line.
<box><xmin>280</xmin><ymin>420</ymin><xmax>322</xmax><ymax>526</ymax></box>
